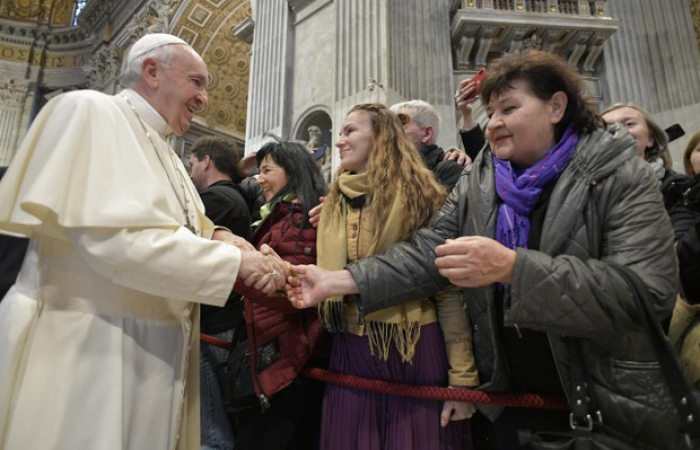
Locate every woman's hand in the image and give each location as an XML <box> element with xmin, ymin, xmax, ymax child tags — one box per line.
<box><xmin>455</xmin><ymin>78</ymin><xmax>480</xmax><ymax>131</ymax></box>
<box><xmin>308</xmin><ymin>196</ymin><xmax>325</xmax><ymax>228</ymax></box>
<box><xmin>286</xmin><ymin>265</ymin><xmax>330</xmax><ymax>308</ymax></box>
<box><xmin>444</xmin><ymin>149</ymin><xmax>472</xmax><ymax>167</ymax></box>
<box><xmin>286</xmin><ymin>266</ymin><xmax>359</xmax><ymax>308</ymax></box>
<box><xmin>435</xmin><ymin>236</ymin><xmax>516</xmax><ymax>287</ymax></box>
<box><xmin>440</xmin><ymin>387</ymin><xmax>476</xmax><ymax>427</ymax></box>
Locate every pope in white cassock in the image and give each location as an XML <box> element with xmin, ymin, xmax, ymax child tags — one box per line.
<box><xmin>0</xmin><ymin>34</ymin><xmax>287</xmax><ymax>450</ymax></box>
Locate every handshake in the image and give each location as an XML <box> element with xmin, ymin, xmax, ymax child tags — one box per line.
<box><xmin>212</xmin><ymin>229</ymin><xmax>289</xmax><ymax>294</ymax></box>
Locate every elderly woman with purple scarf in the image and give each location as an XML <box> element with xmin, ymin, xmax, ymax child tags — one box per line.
<box><xmin>287</xmin><ymin>50</ymin><xmax>678</xmax><ymax>449</ymax></box>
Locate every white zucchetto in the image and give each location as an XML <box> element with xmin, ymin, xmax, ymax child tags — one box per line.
<box><xmin>126</xmin><ymin>33</ymin><xmax>190</xmax><ymax>63</ymax></box>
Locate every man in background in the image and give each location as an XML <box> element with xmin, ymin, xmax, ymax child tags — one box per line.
<box><xmin>391</xmin><ymin>100</ymin><xmax>467</xmax><ymax>191</ymax></box>
<box><xmin>189</xmin><ymin>136</ymin><xmax>251</xmax><ymax>450</ymax></box>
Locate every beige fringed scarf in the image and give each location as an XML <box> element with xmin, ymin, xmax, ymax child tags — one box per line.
<box><xmin>317</xmin><ymin>171</ymin><xmax>426</xmax><ymax>363</ymax></box>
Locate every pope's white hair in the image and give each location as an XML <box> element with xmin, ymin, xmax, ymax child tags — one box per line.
<box><xmin>119</xmin><ymin>43</ymin><xmax>187</xmax><ymax>88</ymax></box>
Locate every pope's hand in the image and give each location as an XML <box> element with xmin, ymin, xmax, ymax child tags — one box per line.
<box><xmin>435</xmin><ymin>236</ymin><xmax>516</xmax><ymax>287</ymax></box>
<box><xmin>238</xmin><ymin>249</ymin><xmax>289</xmax><ymax>294</ymax></box>
<box><xmin>212</xmin><ymin>229</ymin><xmax>256</xmax><ymax>252</ymax></box>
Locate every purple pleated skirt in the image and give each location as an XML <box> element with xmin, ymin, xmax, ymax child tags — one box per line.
<box><xmin>320</xmin><ymin>322</ymin><xmax>473</xmax><ymax>450</ymax></box>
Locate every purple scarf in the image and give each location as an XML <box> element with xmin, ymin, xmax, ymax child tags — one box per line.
<box><xmin>493</xmin><ymin>125</ymin><xmax>579</xmax><ymax>250</ymax></box>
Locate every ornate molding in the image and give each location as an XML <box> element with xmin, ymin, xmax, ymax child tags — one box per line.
<box><xmin>124</xmin><ymin>0</ymin><xmax>177</xmax><ymax>40</ymax></box>
<box><xmin>78</xmin><ymin>0</ymin><xmax>122</xmax><ymax>31</ymax></box>
<box><xmin>85</xmin><ymin>44</ymin><xmax>121</xmax><ymax>90</ymax></box>
<box><xmin>0</xmin><ymin>21</ymin><xmax>90</xmax><ymax>48</ymax></box>
<box><xmin>450</xmin><ymin>2</ymin><xmax>620</xmax><ymax>72</ymax></box>
<box><xmin>0</xmin><ymin>77</ymin><xmax>29</xmax><ymax>109</ymax></box>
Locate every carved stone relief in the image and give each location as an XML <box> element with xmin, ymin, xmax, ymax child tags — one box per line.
<box><xmin>0</xmin><ymin>77</ymin><xmax>28</xmax><ymax>108</ymax></box>
<box><xmin>0</xmin><ymin>77</ymin><xmax>29</xmax><ymax>165</ymax></box>
<box><xmin>85</xmin><ymin>44</ymin><xmax>121</xmax><ymax>90</ymax></box>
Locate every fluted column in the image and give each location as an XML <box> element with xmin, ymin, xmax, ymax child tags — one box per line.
<box><xmin>387</xmin><ymin>0</ymin><xmax>456</xmax><ymax>148</ymax></box>
<box><xmin>0</xmin><ymin>79</ymin><xmax>30</xmax><ymax>167</ymax></box>
<box><xmin>333</xmin><ymin>0</ymin><xmax>456</xmax><ymax>150</ymax></box>
<box><xmin>245</xmin><ymin>2</ymin><xmax>292</xmax><ymax>153</ymax></box>
<box><xmin>333</xmin><ymin>0</ymin><xmax>389</xmax><ymax>115</ymax></box>
<box><xmin>603</xmin><ymin>0</ymin><xmax>700</xmax><ymax>112</ymax></box>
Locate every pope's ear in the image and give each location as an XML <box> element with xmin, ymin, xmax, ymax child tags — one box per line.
<box><xmin>549</xmin><ymin>91</ymin><xmax>568</xmax><ymax>124</ymax></box>
<box><xmin>140</xmin><ymin>57</ymin><xmax>159</xmax><ymax>88</ymax></box>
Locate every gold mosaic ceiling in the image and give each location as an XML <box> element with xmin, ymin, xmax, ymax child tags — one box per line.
<box><xmin>0</xmin><ymin>0</ymin><xmax>74</xmax><ymax>27</ymax></box>
<box><xmin>0</xmin><ymin>0</ymin><xmax>252</xmax><ymax>139</ymax></box>
<box><xmin>173</xmin><ymin>0</ymin><xmax>252</xmax><ymax>139</ymax></box>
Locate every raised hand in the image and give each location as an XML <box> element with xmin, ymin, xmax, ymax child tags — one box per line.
<box><xmin>444</xmin><ymin>149</ymin><xmax>472</xmax><ymax>167</ymax></box>
<box><xmin>308</xmin><ymin>196</ymin><xmax>325</xmax><ymax>228</ymax></box>
<box><xmin>237</xmin><ymin>151</ymin><xmax>259</xmax><ymax>177</ymax></box>
<box><xmin>455</xmin><ymin>78</ymin><xmax>481</xmax><ymax>132</ymax></box>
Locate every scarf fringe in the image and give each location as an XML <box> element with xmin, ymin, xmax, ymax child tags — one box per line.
<box><xmin>318</xmin><ymin>298</ymin><xmax>348</xmax><ymax>334</ymax></box>
<box><xmin>318</xmin><ymin>300</ymin><xmax>423</xmax><ymax>362</ymax></box>
<box><xmin>366</xmin><ymin>319</ymin><xmax>421</xmax><ymax>363</ymax></box>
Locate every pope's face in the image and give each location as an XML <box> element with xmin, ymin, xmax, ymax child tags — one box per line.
<box><xmin>152</xmin><ymin>47</ymin><xmax>209</xmax><ymax>136</ymax></box>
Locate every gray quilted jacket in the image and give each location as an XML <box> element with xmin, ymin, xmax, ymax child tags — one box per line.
<box><xmin>347</xmin><ymin>125</ymin><xmax>679</xmax><ymax>449</ymax></box>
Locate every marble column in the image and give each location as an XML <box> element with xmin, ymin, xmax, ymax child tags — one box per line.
<box><xmin>244</xmin><ymin>1</ymin><xmax>292</xmax><ymax>153</ymax></box>
<box><xmin>333</xmin><ymin>0</ymin><xmax>457</xmax><ymax>150</ymax></box>
<box><xmin>386</xmin><ymin>0</ymin><xmax>456</xmax><ymax>149</ymax></box>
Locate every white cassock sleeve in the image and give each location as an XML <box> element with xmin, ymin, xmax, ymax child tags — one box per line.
<box><xmin>68</xmin><ymin>227</ymin><xmax>241</xmax><ymax>306</ymax></box>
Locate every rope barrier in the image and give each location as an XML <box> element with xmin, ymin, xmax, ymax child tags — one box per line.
<box><xmin>201</xmin><ymin>332</ymin><xmax>569</xmax><ymax>411</ymax></box>
<box><xmin>201</xmin><ymin>333</ymin><xmax>232</xmax><ymax>350</ymax></box>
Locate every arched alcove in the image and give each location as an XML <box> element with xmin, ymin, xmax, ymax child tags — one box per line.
<box><xmin>293</xmin><ymin>107</ymin><xmax>332</xmax><ymax>146</ymax></box>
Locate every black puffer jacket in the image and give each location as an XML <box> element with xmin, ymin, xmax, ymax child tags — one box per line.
<box><xmin>347</xmin><ymin>125</ymin><xmax>679</xmax><ymax>448</ymax></box>
<box><xmin>420</xmin><ymin>144</ymin><xmax>465</xmax><ymax>192</ymax></box>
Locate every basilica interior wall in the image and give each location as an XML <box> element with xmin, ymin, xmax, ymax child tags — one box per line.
<box><xmin>1</xmin><ymin>1</ymin><xmax>700</xmax><ymax>172</ymax></box>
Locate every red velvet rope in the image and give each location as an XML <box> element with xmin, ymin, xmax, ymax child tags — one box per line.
<box><xmin>201</xmin><ymin>332</ymin><xmax>569</xmax><ymax>411</ymax></box>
